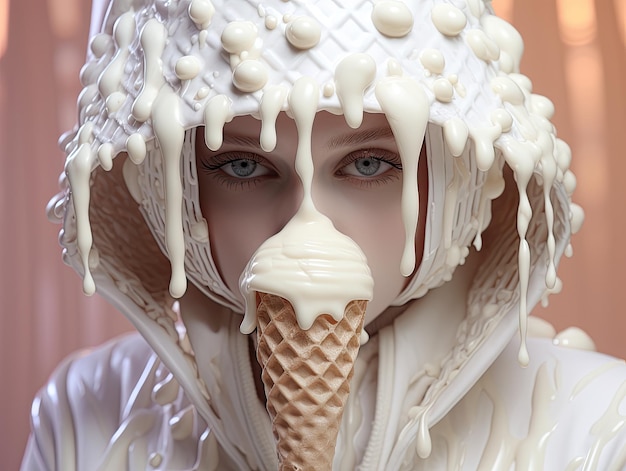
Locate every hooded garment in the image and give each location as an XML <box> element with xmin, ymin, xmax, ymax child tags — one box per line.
<box><xmin>21</xmin><ymin>0</ymin><xmax>626</xmax><ymax>470</ymax></box>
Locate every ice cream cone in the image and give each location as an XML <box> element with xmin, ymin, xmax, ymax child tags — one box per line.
<box><xmin>255</xmin><ymin>292</ymin><xmax>367</xmax><ymax>471</ymax></box>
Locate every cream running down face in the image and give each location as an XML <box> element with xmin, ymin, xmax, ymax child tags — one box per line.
<box><xmin>196</xmin><ymin>111</ymin><xmax>427</xmax><ymax>327</ymax></box>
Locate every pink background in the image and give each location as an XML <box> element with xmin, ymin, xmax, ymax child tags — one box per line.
<box><xmin>1</xmin><ymin>0</ymin><xmax>624</xmax><ymax>469</ymax></box>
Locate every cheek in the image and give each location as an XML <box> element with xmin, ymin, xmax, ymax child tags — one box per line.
<box><xmin>200</xmin><ymin>190</ymin><xmax>276</xmax><ymax>297</ymax></box>
<box><xmin>320</xmin><ymin>185</ymin><xmax>407</xmax><ymax>324</ymax></box>
<box><xmin>348</xmin><ymin>209</ymin><xmax>407</xmax><ymax>324</ymax></box>
<box><xmin>198</xmin><ymin>178</ymin><xmax>303</xmax><ymax>297</ymax></box>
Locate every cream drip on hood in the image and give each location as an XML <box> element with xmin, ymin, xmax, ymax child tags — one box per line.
<box><xmin>48</xmin><ymin>0</ymin><xmax>582</xmax><ymax>464</ymax></box>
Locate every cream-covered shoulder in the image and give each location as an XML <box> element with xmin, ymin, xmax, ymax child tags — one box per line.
<box><xmin>429</xmin><ymin>336</ymin><xmax>626</xmax><ymax>470</ymax></box>
<box><xmin>21</xmin><ymin>333</ymin><xmax>218</xmax><ymax>471</ymax></box>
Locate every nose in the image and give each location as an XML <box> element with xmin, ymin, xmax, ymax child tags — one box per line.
<box><xmin>270</xmin><ymin>175</ymin><xmax>304</xmax><ymax>235</ymax></box>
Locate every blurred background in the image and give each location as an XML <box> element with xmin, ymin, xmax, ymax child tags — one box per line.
<box><xmin>0</xmin><ymin>0</ymin><xmax>624</xmax><ymax>468</ymax></box>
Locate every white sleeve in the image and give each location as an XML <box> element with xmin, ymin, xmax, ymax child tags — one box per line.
<box><xmin>20</xmin><ymin>334</ymin><xmax>156</xmax><ymax>471</ymax></box>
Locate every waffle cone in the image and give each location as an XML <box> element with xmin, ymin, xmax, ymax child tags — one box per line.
<box><xmin>255</xmin><ymin>292</ymin><xmax>367</xmax><ymax>471</ymax></box>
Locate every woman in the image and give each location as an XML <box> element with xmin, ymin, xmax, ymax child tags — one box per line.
<box><xmin>22</xmin><ymin>0</ymin><xmax>626</xmax><ymax>469</ymax></box>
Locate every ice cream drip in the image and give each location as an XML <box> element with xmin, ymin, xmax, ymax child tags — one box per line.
<box><xmin>53</xmin><ymin>1</ymin><xmax>585</xmax><ymax>465</ymax></box>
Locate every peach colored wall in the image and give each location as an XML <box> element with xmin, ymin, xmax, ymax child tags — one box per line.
<box><xmin>0</xmin><ymin>1</ymin><xmax>624</xmax><ymax>469</ymax></box>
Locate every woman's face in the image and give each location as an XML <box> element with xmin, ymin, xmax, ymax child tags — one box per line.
<box><xmin>196</xmin><ymin>111</ymin><xmax>425</xmax><ymax>325</ymax></box>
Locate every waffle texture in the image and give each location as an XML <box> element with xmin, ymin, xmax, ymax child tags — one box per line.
<box><xmin>255</xmin><ymin>293</ymin><xmax>367</xmax><ymax>470</ymax></box>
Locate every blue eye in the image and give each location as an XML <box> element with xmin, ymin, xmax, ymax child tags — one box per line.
<box><xmin>352</xmin><ymin>157</ymin><xmax>382</xmax><ymax>176</ymax></box>
<box><xmin>339</xmin><ymin>152</ymin><xmax>401</xmax><ymax>178</ymax></box>
<box><xmin>225</xmin><ymin>159</ymin><xmax>258</xmax><ymax>177</ymax></box>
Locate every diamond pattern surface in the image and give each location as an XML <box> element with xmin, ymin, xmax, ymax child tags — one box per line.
<box><xmin>255</xmin><ymin>293</ymin><xmax>366</xmax><ymax>470</ymax></box>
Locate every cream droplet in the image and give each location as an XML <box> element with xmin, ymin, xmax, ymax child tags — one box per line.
<box><xmin>126</xmin><ymin>133</ymin><xmax>147</xmax><ymax>164</ymax></box>
<box><xmin>466</xmin><ymin>29</ymin><xmax>500</xmax><ymax>62</ymax></box>
<box><xmin>419</xmin><ymin>48</ymin><xmax>445</xmax><ymax>75</ymax></box>
<box><xmin>265</xmin><ymin>15</ymin><xmax>278</xmax><ymax>30</ymax></box>
<box><xmin>260</xmin><ymin>85</ymin><xmax>288</xmax><ymax>152</ymax></box>
<box><xmin>443</xmin><ymin>117</ymin><xmax>469</xmax><ymax>157</ymax></box>
<box><xmin>323</xmin><ymin>82</ymin><xmax>335</xmax><ymax>97</ymax></box>
<box><xmin>433</xmin><ymin>77</ymin><xmax>454</xmax><ymax>103</ymax></box>
<box><xmin>105</xmin><ymin>91</ymin><xmax>126</xmax><ymax>115</ymax></box>
<box><xmin>481</xmin><ymin>15</ymin><xmax>524</xmax><ymax>73</ymax></box>
<box><xmin>90</xmin><ymin>33</ymin><xmax>112</xmax><ymax>58</ymax></box>
<box><xmin>491</xmin><ymin>76</ymin><xmax>525</xmax><ymax>105</ymax></box>
<box><xmin>188</xmin><ymin>0</ymin><xmax>215</xmax><ymax>29</ymax></box>
<box><xmin>530</xmin><ymin>94</ymin><xmax>555</xmax><ymax>119</ymax></box>
<box><xmin>431</xmin><ymin>4</ymin><xmax>467</xmax><ymax>37</ymax></box>
<box><xmin>175</xmin><ymin>56</ymin><xmax>201</xmax><ymax>80</ymax></box>
<box><xmin>285</xmin><ymin>16</ymin><xmax>321</xmax><ymax>49</ymax></box>
<box><xmin>232</xmin><ymin>60</ymin><xmax>268</xmax><ymax>92</ymax></box>
<box><xmin>335</xmin><ymin>53</ymin><xmax>377</xmax><ymax>128</ymax></box>
<box><xmin>490</xmin><ymin>108</ymin><xmax>513</xmax><ymax>132</ymax></box>
<box><xmin>221</xmin><ymin>21</ymin><xmax>258</xmax><ymax>54</ymax></box>
<box><xmin>371</xmin><ymin>1</ymin><xmax>414</xmax><ymax>38</ymax></box>
<box><xmin>97</xmin><ymin>143</ymin><xmax>114</xmax><ymax>171</ymax></box>
<box><xmin>195</xmin><ymin>87</ymin><xmax>211</xmax><ymax>100</ymax></box>
<box><xmin>554</xmin><ymin>327</ymin><xmax>596</xmax><ymax>352</ymax></box>
<box><xmin>203</xmin><ymin>94</ymin><xmax>233</xmax><ymax>151</ymax></box>
<box><xmin>569</xmin><ymin>203</ymin><xmax>584</xmax><ymax>234</ymax></box>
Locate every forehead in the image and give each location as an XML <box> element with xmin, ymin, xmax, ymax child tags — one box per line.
<box><xmin>219</xmin><ymin>111</ymin><xmax>395</xmax><ymax>146</ymax></box>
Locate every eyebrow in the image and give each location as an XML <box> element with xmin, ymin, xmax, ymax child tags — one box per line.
<box><xmin>220</xmin><ymin>127</ymin><xmax>396</xmax><ymax>150</ymax></box>
<box><xmin>221</xmin><ymin>134</ymin><xmax>262</xmax><ymax>147</ymax></box>
<box><xmin>325</xmin><ymin>127</ymin><xmax>395</xmax><ymax>150</ymax></box>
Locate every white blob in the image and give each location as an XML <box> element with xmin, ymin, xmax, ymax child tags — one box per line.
<box><xmin>259</xmin><ymin>85</ymin><xmax>288</xmax><ymax>152</ymax></box>
<box><xmin>570</xmin><ymin>204</ymin><xmax>584</xmax><ymax>234</ymax></box>
<box><xmin>175</xmin><ymin>56</ymin><xmax>202</xmax><ymax>81</ymax></box>
<box><xmin>105</xmin><ymin>91</ymin><xmax>126</xmax><ymax>115</ymax></box>
<box><xmin>265</xmin><ymin>15</ymin><xmax>278</xmax><ymax>30</ymax></box>
<box><xmin>372</xmin><ymin>1</ymin><xmax>414</xmax><ymax>38</ymax></box>
<box><xmin>285</xmin><ymin>16</ymin><xmax>321</xmax><ymax>49</ymax></box>
<box><xmin>97</xmin><ymin>143</ymin><xmax>114</xmax><ymax>171</ymax></box>
<box><xmin>203</xmin><ymin>94</ymin><xmax>233</xmax><ymax>151</ymax></box>
<box><xmin>232</xmin><ymin>60</ymin><xmax>268</xmax><ymax>93</ymax></box>
<box><xmin>481</xmin><ymin>15</ymin><xmax>524</xmax><ymax>73</ymax></box>
<box><xmin>431</xmin><ymin>4</ymin><xmax>467</xmax><ymax>37</ymax></box>
<box><xmin>419</xmin><ymin>48</ymin><xmax>445</xmax><ymax>75</ymax></box>
<box><xmin>188</xmin><ymin>0</ymin><xmax>215</xmax><ymax>30</ymax></box>
<box><xmin>466</xmin><ymin>29</ymin><xmax>500</xmax><ymax>62</ymax></box>
<box><xmin>433</xmin><ymin>77</ymin><xmax>454</xmax><ymax>103</ymax></box>
<box><xmin>491</xmin><ymin>76</ymin><xmax>525</xmax><ymax>105</ymax></box>
<box><xmin>90</xmin><ymin>33</ymin><xmax>112</xmax><ymax>58</ymax></box>
<box><xmin>490</xmin><ymin>108</ymin><xmax>513</xmax><ymax>132</ymax></box>
<box><xmin>554</xmin><ymin>327</ymin><xmax>597</xmax><ymax>352</ymax></box>
<box><xmin>335</xmin><ymin>53</ymin><xmax>377</xmax><ymax>128</ymax></box>
<box><xmin>221</xmin><ymin>21</ymin><xmax>258</xmax><ymax>54</ymax></box>
<box><xmin>443</xmin><ymin>117</ymin><xmax>469</xmax><ymax>157</ymax></box>
<box><xmin>126</xmin><ymin>133</ymin><xmax>147</xmax><ymax>164</ymax></box>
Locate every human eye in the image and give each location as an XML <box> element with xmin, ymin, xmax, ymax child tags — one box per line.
<box><xmin>336</xmin><ymin>149</ymin><xmax>402</xmax><ymax>183</ymax></box>
<box><xmin>199</xmin><ymin>152</ymin><xmax>275</xmax><ymax>188</ymax></box>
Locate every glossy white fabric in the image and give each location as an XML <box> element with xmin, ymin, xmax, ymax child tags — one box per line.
<box><xmin>21</xmin><ymin>316</ymin><xmax>626</xmax><ymax>470</ymax></box>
